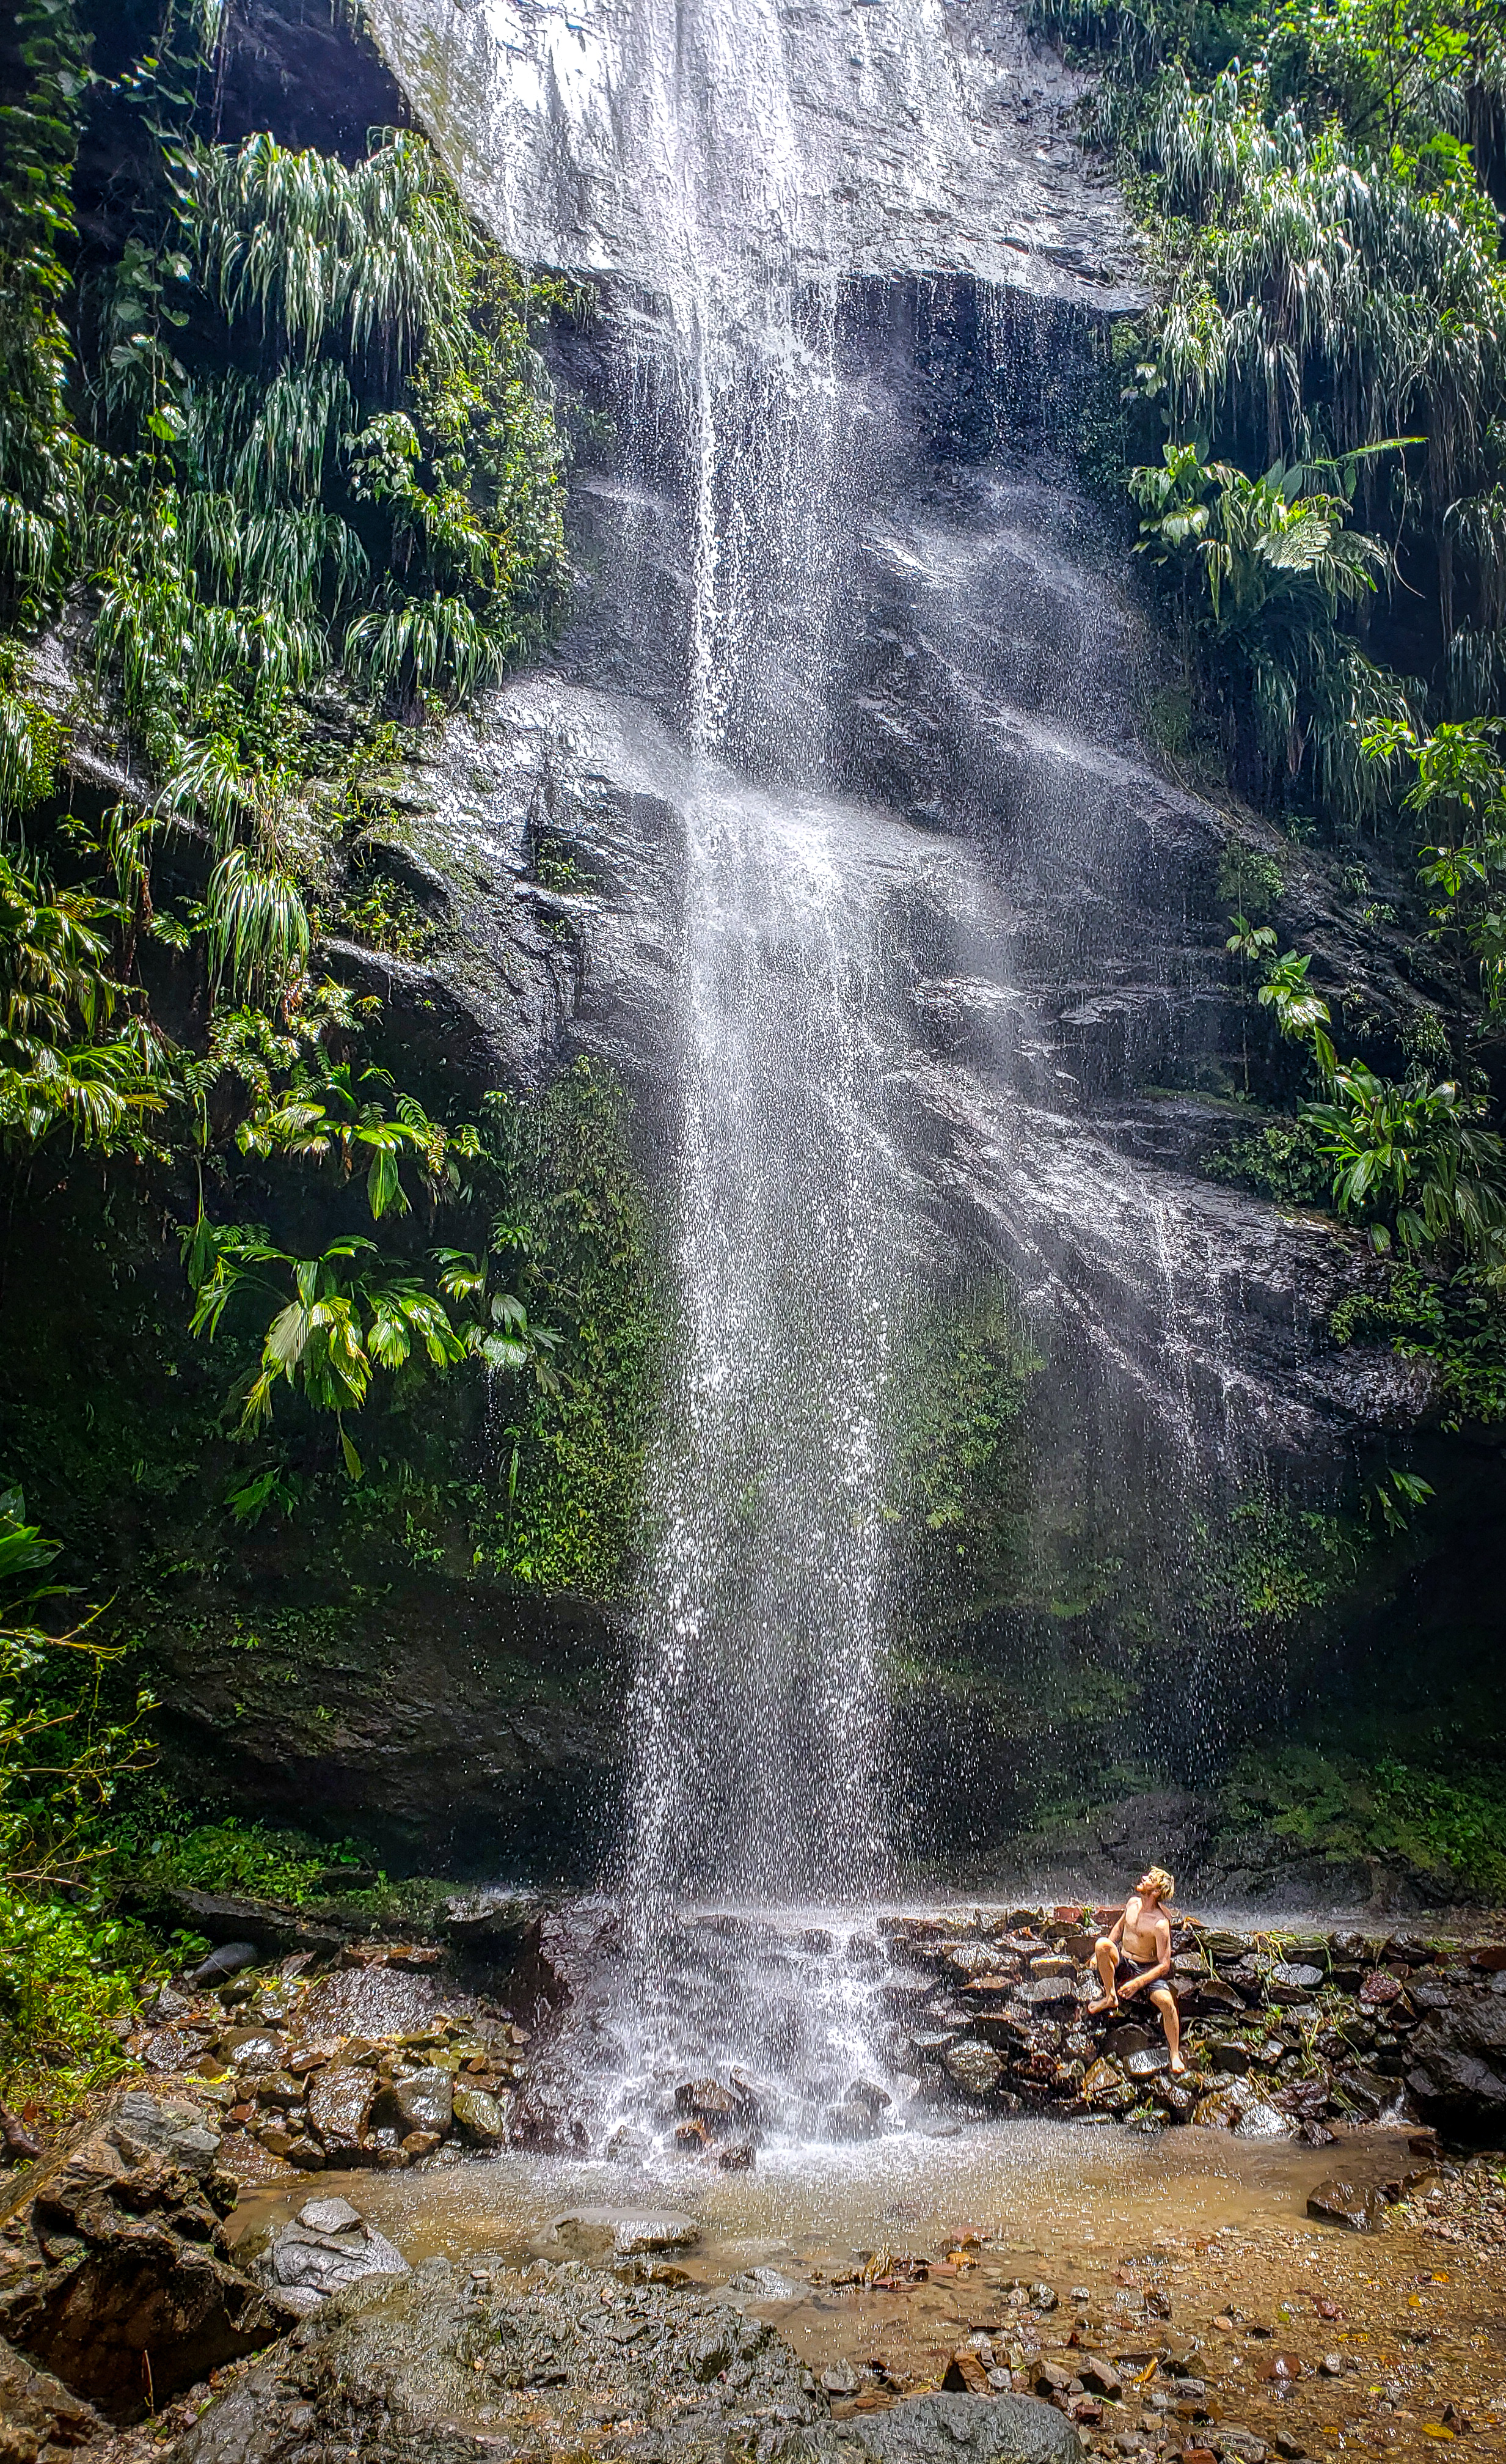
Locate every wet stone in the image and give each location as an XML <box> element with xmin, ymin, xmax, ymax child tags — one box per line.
<box><xmin>258</xmin><ymin>2197</ymin><xmax>411</xmax><ymax>2301</ymax></box>
<box><xmin>1125</xmin><ymin>2045</ymin><xmax>1169</xmax><ymax>2077</ymax></box>
<box><xmin>451</xmin><ymin>2084</ymin><xmax>506</xmax><ymax>2140</ymax></box>
<box><xmin>848</xmin><ymin>2392</ymin><xmax>1084</xmax><ymax>2464</ymax></box>
<box><xmin>306</xmin><ymin>2065</ymin><xmax>374</xmax><ymax>2154</ymax></box>
<box><xmin>373</xmin><ymin>2067</ymin><xmax>453</xmax><ymax>2137</ymax></box>
<box><xmin>224</xmin><ymin>2032</ymin><xmax>284</xmax><ymax>2075</ymax></box>
<box><xmin>945</xmin><ymin>2038</ymin><xmax>1004</xmax><ymax>2097</ymax></box>
<box><xmin>1306</xmin><ymin>2177</ymin><xmax>1387</xmax><ymax>2231</ymax></box>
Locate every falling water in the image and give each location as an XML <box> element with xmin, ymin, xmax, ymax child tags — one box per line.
<box><xmin>626</xmin><ymin>286</ymin><xmax>904</xmax><ymax>1923</ymax></box>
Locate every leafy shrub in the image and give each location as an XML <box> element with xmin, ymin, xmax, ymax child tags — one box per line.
<box><xmin>1219</xmin><ymin>1742</ymin><xmax>1506</xmax><ymax>1901</ymax></box>
<box><xmin>122</xmin><ymin>1813</ymin><xmax>332</xmax><ymax>1906</ymax></box>
<box><xmin>1205</xmin><ymin>1112</ymin><xmax>1334</xmax><ymax>1204</ymax></box>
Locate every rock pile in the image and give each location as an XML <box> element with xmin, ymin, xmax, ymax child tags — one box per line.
<box><xmin>118</xmin><ymin>1945</ymin><xmax>533</xmax><ymax>2177</ymax></box>
<box><xmin>862</xmin><ymin>1912</ymin><xmax>1506</xmax><ymax>2140</ymax></box>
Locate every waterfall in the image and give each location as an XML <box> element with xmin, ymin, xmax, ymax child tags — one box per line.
<box><xmin>615</xmin><ymin>254</ymin><xmax>909</xmax><ymax>1913</ymax></box>
<box><xmin>364</xmin><ymin>0</ymin><xmax>1359</xmax><ymax>2139</ymax></box>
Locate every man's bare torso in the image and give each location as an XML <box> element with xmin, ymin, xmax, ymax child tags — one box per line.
<box><xmin>1120</xmin><ymin>1893</ymin><xmax>1169</xmax><ymax>1964</ymax></box>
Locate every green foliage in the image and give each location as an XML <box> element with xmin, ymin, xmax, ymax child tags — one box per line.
<box><xmin>1131</xmin><ymin>441</ymin><xmax>1389</xmax><ymax>628</ymax></box>
<box><xmin>0</xmin><ymin>1885</ymin><xmax>153</xmax><ymax>2119</ymax></box>
<box><xmin>1216</xmin><ymin>919</ymin><xmax>1506</xmax><ymax>1260</ymax></box>
<box><xmin>1217</xmin><ymin>841</ymin><xmax>1284</xmax><ymax>916</ymax></box>
<box><xmin>1219</xmin><ymin>1740</ymin><xmax>1506</xmax><ymax>1900</ymax></box>
<box><xmin>1332</xmin><ymin>1261</ymin><xmax>1506</xmax><ymax>1424</ymax></box>
<box><xmin>1205</xmin><ymin>1109</ymin><xmax>1334</xmax><ymax>1203</ymax></box>
<box><xmin>0</xmin><ymin>0</ymin><xmax>92</xmax><ymax>632</ymax></box>
<box><xmin>1363</xmin><ymin>714</ymin><xmax>1506</xmax><ymax>1003</ymax></box>
<box><xmin>1305</xmin><ymin>1060</ymin><xmax>1506</xmax><ymax>1253</ymax></box>
<box><xmin>123</xmin><ymin>1811</ymin><xmax>330</xmax><ymax>1905</ymax></box>
<box><xmin>230</xmin><ymin>1055</ymin><xmax>475</xmax><ymax>1221</ymax></box>
<box><xmin>467</xmin><ymin>1061</ymin><xmax>664</xmax><ymax>1597</ymax></box>
<box><xmin>1054</xmin><ymin>0</ymin><xmax>1506</xmax><ymax>839</ymax></box>
<box><xmin>192</xmin><ymin>129</ymin><xmax>467</xmax><ymax>375</ymax></box>
<box><xmin>0</xmin><ymin>849</ymin><xmax>168</xmax><ymax>1150</ymax></box>
<box><xmin>186</xmin><ymin>1232</ymin><xmax>473</xmax><ymax>1469</ymax></box>
<box><xmin>1</xmin><ymin>1492</ymin><xmax>161</xmax><ymax>2116</ymax></box>
<box><xmin>1199</xmin><ymin>1494</ymin><xmax>1358</xmax><ymax>1624</ymax></box>
<box><xmin>889</xmin><ymin>1283</ymin><xmax>1044</xmax><ymax>1615</ymax></box>
<box><xmin>1129</xmin><ymin>438</ymin><xmax>1412</xmax><ymax>826</ymax></box>
<box><xmin>0</xmin><ymin>0</ymin><xmax>575</xmax><ymax>1208</ymax></box>
<box><xmin>343</xmin><ymin>872</ymin><xmax>435</xmax><ymax>958</ymax></box>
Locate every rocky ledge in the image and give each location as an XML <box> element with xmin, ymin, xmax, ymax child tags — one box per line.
<box><xmin>516</xmin><ymin>1902</ymin><xmax>1506</xmax><ymax>2156</ymax></box>
<box><xmin>0</xmin><ymin>2094</ymin><xmax>285</xmax><ymax>2422</ymax></box>
<box><xmin>861</xmin><ymin>1907</ymin><xmax>1506</xmax><ymax>2144</ymax></box>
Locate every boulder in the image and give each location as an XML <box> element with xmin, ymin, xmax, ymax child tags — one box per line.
<box><xmin>373</xmin><ymin>2068</ymin><xmax>453</xmax><ymax>2137</ymax></box>
<box><xmin>844</xmin><ymin>2391</ymin><xmax>1084</xmax><ymax>2464</ymax></box>
<box><xmin>0</xmin><ymin>2096</ymin><xmax>280</xmax><ymax>2420</ymax></box>
<box><xmin>136</xmin><ymin>1888</ymin><xmax>347</xmax><ymax>1962</ymax></box>
<box><xmin>0</xmin><ymin>2336</ymin><xmax>106</xmax><ymax>2460</ymax></box>
<box><xmin>451</xmin><ymin>2084</ymin><xmax>507</xmax><ymax>2140</ymax></box>
<box><xmin>305</xmin><ymin>2064</ymin><xmax>375</xmax><ymax>2155</ymax></box>
<box><xmin>442</xmin><ymin>1890</ymin><xmax>543</xmax><ymax>1957</ymax></box>
<box><xmin>257</xmin><ymin>2196</ymin><xmax>409</xmax><ymax>2303</ymax></box>
<box><xmin>945</xmin><ymin>2039</ymin><xmax>1004</xmax><ymax>2098</ymax></box>
<box><xmin>728</xmin><ymin>2265</ymin><xmax>800</xmax><ymax>2300</ymax></box>
<box><xmin>1406</xmin><ymin>1985</ymin><xmax>1506</xmax><ymax>2134</ymax></box>
<box><xmin>1232</xmin><ymin>2099</ymin><xmax>1299</xmax><ymax>2140</ymax></box>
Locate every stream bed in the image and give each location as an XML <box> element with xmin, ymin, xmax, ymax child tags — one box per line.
<box><xmin>226</xmin><ymin>2121</ymin><xmax>1506</xmax><ymax>2455</ymax></box>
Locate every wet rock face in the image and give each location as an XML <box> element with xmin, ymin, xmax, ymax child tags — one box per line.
<box><xmin>0</xmin><ymin>2096</ymin><xmax>280</xmax><ymax>2422</ymax></box>
<box><xmin>0</xmin><ymin>2338</ymin><xmax>106</xmax><ymax>2463</ymax></box>
<box><xmin>1405</xmin><ymin>1967</ymin><xmax>1506</xmax><ymax>2134</ymax></box>
<box><xmin>849</xmin><ymin>2392</ymin><xmax>1082</xmax><ymax>2464</ymax></box>
<box><xmin>364</xmin><ymin>0</ymin><xmax>1140</xmax><ymax>309</ymax></box>
<box><xmin>366</xmin><ymin>390</ymin><xmax>1399</xmax><ymax>1476</ymax></box>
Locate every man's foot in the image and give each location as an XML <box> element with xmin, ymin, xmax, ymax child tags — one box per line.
<box><xmin>1169</xmin><ymin>2054</ymin><xmax>1187</xmax><ymax>2075</ymax></box>
<box><xmin>1087</xmin><ymin>1993</ymin><xmax>1119</xmax><ymax>2015</ymax></box>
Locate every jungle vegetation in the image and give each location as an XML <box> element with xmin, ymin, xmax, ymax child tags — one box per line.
<box><xmin>1034</xmin><ymin>0</ymin><xmax>1506</xmax><ymax>1412</ymax></box>
<box><xmin>0</xmin><ymin>0</ymin><xmax>628</xmax><ymax>1507</ymax></box>
<box><xmin>0</xmin><ymin>0</ymin><xmax>668</xmax><ymax>2111</ymax></box>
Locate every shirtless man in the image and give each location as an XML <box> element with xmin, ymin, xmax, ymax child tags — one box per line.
<box><xmin>1087</xmin><ymin>1865</ymin><xmax>1185</xmax><ymax>2075</ymax></box>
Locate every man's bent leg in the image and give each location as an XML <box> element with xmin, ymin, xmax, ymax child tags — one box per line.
<box><xmin>1089</xmin><ymin>1937</ymin><xmax>1120</xmax><ymax>2012</ymax></box>
<box><xmin>1149</xmin><ymin>1982</ymin><xmax>1184</xmax><ymax>2073</ymax></box>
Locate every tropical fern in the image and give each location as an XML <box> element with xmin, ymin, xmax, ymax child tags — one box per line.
<box><xmin>191</xmin><ymin>131</ymin><xmax>466</xmax><ymax>377</ymax></box>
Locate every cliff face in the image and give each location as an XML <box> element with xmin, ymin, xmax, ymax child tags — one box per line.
<box><xmin>343</xmin><ymin>287</ymin><xmax>1417</xmax><ymax>1469</ymax></box>
<box><xmin>360</xmin><ymin>0</ymin><xmax>1142</xmax><ymax>308</ymax></box>
<box><xmin>20</xmin><ymin>0</ymin><xmax>1490</xmax><ymax>1891</ymax></box>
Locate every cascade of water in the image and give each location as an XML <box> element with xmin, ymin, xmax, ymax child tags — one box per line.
<box><xmin>585</xmin><ymin>102</ymin><xmax>910</xmax><ymax>2130</ymax></box>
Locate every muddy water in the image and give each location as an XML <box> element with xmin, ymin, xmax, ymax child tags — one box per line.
<box><xmin>231</xmin><ymin>2121</ymin><xmax>1506</xmax><ymax>2448</ymax></box>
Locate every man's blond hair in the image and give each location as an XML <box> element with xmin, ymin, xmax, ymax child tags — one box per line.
<box><xmin>1142</xmin><ymin>1865</ymin><xmax>1175</xmax><ymax>1902</ymax></box>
